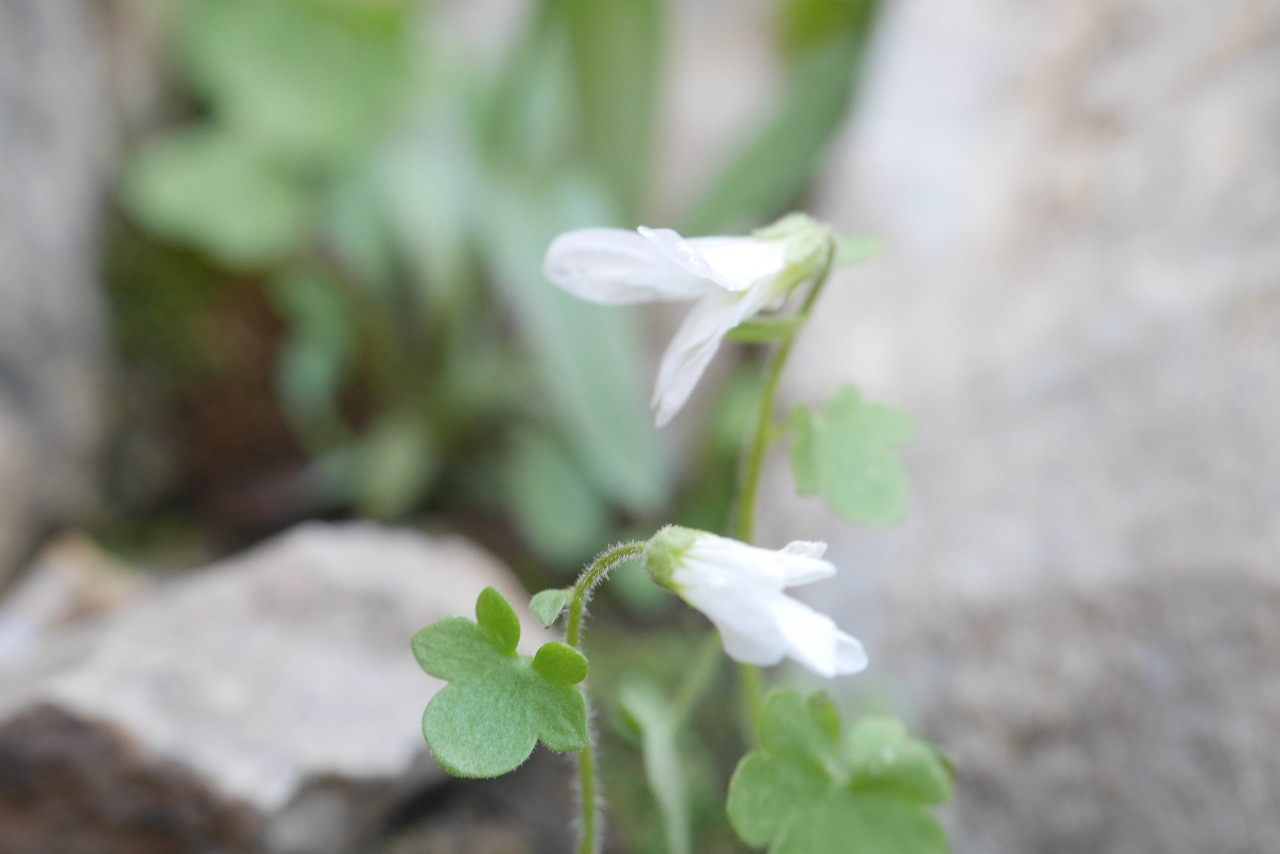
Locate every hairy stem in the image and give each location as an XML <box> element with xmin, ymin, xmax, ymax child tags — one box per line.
<box><xmin>566</xmin><ymin>540</ymin><xmax>648</xmax><ymax>854</ymax></box>
<box><xmin>566</xmin><ymin>541</ymin><xmax>648</xmax><ymax>649</ymax></box>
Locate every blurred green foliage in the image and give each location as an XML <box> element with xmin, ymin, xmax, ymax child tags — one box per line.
<box><xmin>115</xmin><ymin>0</ymin><xmax>879</xmax><ymax>566</ymax></box>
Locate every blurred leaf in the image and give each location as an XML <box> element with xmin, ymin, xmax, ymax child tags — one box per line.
<box><xmin>413</xmin><ymin>587</ymin><xmax>589</xmax><ymax>778</ymax></box>
<box><xmin>327</xmin><ymin>164</ymin><xmax>398</xmax><ymax>291</ymax></box>
<box><xmin>560</xmin><ymin>0</ymin><xmax>664</xmax><ymax>218</ymax></box>
<box><xmin>684</xmin><ymin>0</ymin><xmax>878</xmax><ymax>233</ymax></box>
<box><xmin>270</xmin><ymin>269</ymin><xmax>353</xmax><ymax>441</ymax></box>
<box><xmin>377</xmin><ymin>115</ymin><xmax>481</xmax><ymax>312</ymax></box>
<box><xmin>180</xmin><ymin>0</ymin><xmax>414</xmax><ymax>167</ymax></box>
<box><xmin>505</xmin><ymin>428</ymin><xmax>611</xmax><ymax>566</ymax></box>
<box><xmin>617</xmin><ymin>681</ymin><xmax>692</xmax><ymax>854</ymax></box>
<box><xmin>356</xmin><ymin>412</ymin><xmax>438</xmax><ymax>519</ymax></box>
<box><xmin>786</xmin><ymin>406</ymin><xmax>820</xmax><ymax>498</ymax></box>
<box><xmin>481</xmin><ymin>2</ymin><xmax>577</xmax><ymax>171</ymax></box>
<box><xmin>675</xmin><ymin>367</ymin><xmax>759</xmax><ymax>535</ymax></box>
<box><xmin>122</xmin><ymin>128</ymin><xmax>313</xmax><ymax>267</ymax></box>
<box><xmin>779</xmin><ymin>0</ymin><xmax>865</xmax><ymax>57</ymax></box>
<box><xmin>788</xmin><ymin>386</ymin><xmax>914</xmax><ymax>526</ymax></box>
<box><xmin>482</xmin><ymin>177</ymin><xmax>671</xmax><ymax>514</ymax></box>
<box><xmin>727</xmin><ymin>691</ymin><xmax>951</xmax><ymax>854</ymax></box>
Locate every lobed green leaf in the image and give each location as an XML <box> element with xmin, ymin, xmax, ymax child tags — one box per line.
<box><xmin>788</xmin><ymin>386</ymin><xmax>914</xmax><ymax>526</ymax></box>
<box><xmin>412</xmin><ymin>588</ymin><xmax>589</xmax><ymax>778</ymax></box>
<box><xmin>847</xmin><ymin>718</ymin><xmax>955</xmax><ymax>805</ymax></box>
<box><xmin>728</xmin><ymin>690</ymin><xmax>951</xmax><ymax>854</ymax></box>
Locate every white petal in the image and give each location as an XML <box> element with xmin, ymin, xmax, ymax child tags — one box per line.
<box><xmin>543</xmin><ymin>228</ymin><xmax>717</xmax><ymax>305</ymax></box>
<box><xmin>650</xmin><ymin>273</ymin><xmax>784</xmax><ymax>426</ymax></box>
<box><xmin>639</xmin><ymin>227</ymin><xmax>788</xmax><ymax>293</ymax></box>
<box><xmin>768</xmin><ymin>594</ymin><xmax>848</xmax><ymax>678</ymax></box>
<box><xmin>650</xmin><ymin>290</ymin><xmax>742</xmax><ymax>426</ymax></box>
<box><xmin>682</xmin><ymin>580</ymin><xmax>785</xmax><ymax>666</ymax></box>
<box><xmin>683</xmin><ymin>533</ymin><xmax>835</xmax><ymax>589</ymax></box>
<box><xmin>834</xmin><ymin>630</ymin><xmax>869</xmax><ymax>675</ymax></box>
<box><xmin>715</xmin><ymin>620</ymin><xmax>787</xmax><ymax>666</ymax></box>
<box><xmin>773</xmin><ymin>541</ymin><xmax>836</xmax><ymax>585</ymax></box>
<box><xmin>781</xmin><ymin>540</ymin><xmax>827</xmax><ymax>560</ymax></box>
<box><xmin>688</xmin><ymin>236</ymin><xmax>789</xmax><ymax>290</ymax></box>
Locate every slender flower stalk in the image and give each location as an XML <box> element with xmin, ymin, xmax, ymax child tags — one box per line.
<box><xmin>733</xmin><ymin>241</ymin><xmax>836</xmax><ymax>544</ymax></box>
<box><xmin>565</xmin><ymin>541</ymin><xmax>648</xmax><ymax>854</ymax></box>
<box><xmin>730</xmin><ymin>239</ymin><xmax>837</xmax><ymax>734</ymax></box>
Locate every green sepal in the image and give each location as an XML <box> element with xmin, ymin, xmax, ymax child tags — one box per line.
<box><xmin>411</xmin><ymin>588</ymin><xmax>589</xmax><ymax>778</ymax></box>
<box><xmin>788</xmin><ymin>386</ymin><xmax>914</xmax><ymax>526</ymax></box>
<box><xmin>530</xmin><ymin>588</ymin><xmax>572</xmax><ymax>628</ymax></box>
<box><xmin>727</xmin><ymin>690</ymin><xmax>952</xmax><ymax>854</ymax></box>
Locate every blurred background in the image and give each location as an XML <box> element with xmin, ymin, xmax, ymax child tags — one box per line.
<box><xmin>0</xmin><ymin>0</ymin><xmax>1277</xmax><ymax>852</ymax></box>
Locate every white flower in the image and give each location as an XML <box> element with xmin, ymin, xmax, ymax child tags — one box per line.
<box><xmin>645</xmin><ymin>526</ymin><xmax>868</xmax><ymax>678</ymax></box>
<box><xmin>543</xmin><ymin>223</ymin><xmax>814</xmax><ymax>426</ymax></box>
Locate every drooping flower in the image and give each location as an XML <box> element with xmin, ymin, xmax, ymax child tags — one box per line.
<box><xmin>542</xmin><ymin>216</ymin><xmax>830</xmax><ymax>426</ymax></box>
<box><xmin>645</xmin><ymin>526</ymin><xmax>867</xmax><ymax>678</ymax></box>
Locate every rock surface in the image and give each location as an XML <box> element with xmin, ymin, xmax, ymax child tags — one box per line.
<box><xmin>0</xmin><ymin>533</ymin><xmax>149</xmax><ymax>662</ymax></box>
<box><xmin>0</xmin><ymin>0</ymin><xmax>111</xmax><ymax>587</ymax></box>
<box><xmin>763</xmin><ymin>0</ymin><xmax>1280</xmax><ymax>851</ymax></box>
<box><xmin>0</xmin><ymin>522</ymin><xmax>551</xmax><ymax>853</ymax></box>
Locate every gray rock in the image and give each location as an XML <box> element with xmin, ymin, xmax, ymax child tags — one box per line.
<box><xmin>0</xmin><ymin>522</ymin><xmax>550</xmax><ymax>853</ymax></box>
<box><xmin>761</xmin><ymin>0</ymin><xmax>1280</xmax><ymax>851</ymax></box>
<box><xmin>0</xmin><ymin>533</ymin><xmax>149</xmax><ymax>662</ymax></box>
<box><xmin>0</xmin><ymin>0</ymin><xmax>111</xmax><ymax>587</ymax></box>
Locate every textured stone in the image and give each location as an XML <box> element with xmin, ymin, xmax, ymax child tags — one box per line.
<box><xmin>0</xmin><ymin>0</ymin><xmax>111</xmax><ymax>587</ymax></box>
<box><xmin>0</xmin><ymin>522</ymin><xmax>549</xmax><ymax>853</ymax></box>
<box><xmin>759</xmin><ymin>0</ymin><xmax>1280</xmax><ymax>851</ymax></box>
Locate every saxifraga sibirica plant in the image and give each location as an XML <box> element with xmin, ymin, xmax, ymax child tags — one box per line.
<box><xmin>411</xmin><ymin>214</ymin><xmax>952</xmax><ymax>854</ymax></box>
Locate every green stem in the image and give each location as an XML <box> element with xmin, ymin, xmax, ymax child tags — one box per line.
<box><xmin>566</xmin><ymin>541</ymin><xmax>648</xmax><ymax>649</ymax></box>
<box><xmin>732</xmin><ymin>247</ymin><xmax>837</xmax><ymax>544</ymax></box>
<box><xmin>737</xmin><ymin>662</ymin><xmax>766</xmax><ymax>741</ymax></box>
<box><xmin>730</xmin><ymin>244</ymin><xmax>837</xmax><ymax>739</ymax></box>
<box><xmin>577</xmin><ymin>708</ymin><xmax>600</xmax><ymax>854</ymax></box>
<box><xmin>566</xmin><ymin>540</ymin><xmax>648</xmax><ymax>854</ymax></box>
